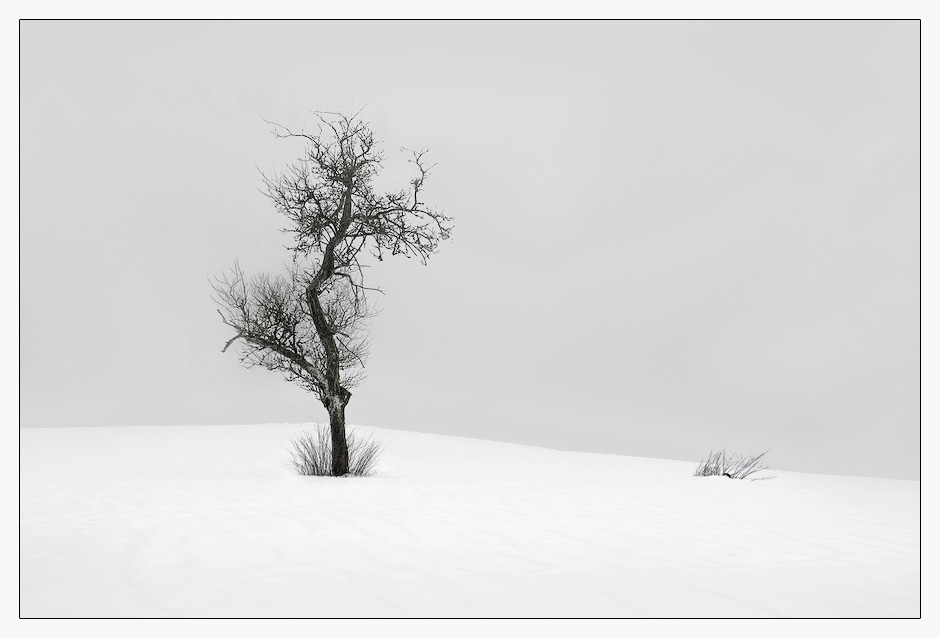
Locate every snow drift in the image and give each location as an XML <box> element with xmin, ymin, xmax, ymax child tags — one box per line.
<box><xmin>19</xmin><ymin>423</ymin><xmax>919</xmax><ymax>618</ymax></box>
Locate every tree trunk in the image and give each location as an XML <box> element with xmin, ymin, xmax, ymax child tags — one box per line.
<box><xmin>307</xmin><ymin>184</ymin><xmax>354</xmax><ymax>478</ymax></box>
<box><xmin>329</xmin><ymin>402</ymin><xmax>350</xmax><ymax>476</ymax></box>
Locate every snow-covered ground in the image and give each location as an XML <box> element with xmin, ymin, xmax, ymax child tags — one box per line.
<box><xmin>19</xmin><ymin>424</ymin><xmax>919</xmax><ymax>618</ymax></box>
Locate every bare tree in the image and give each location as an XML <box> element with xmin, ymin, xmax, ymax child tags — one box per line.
<box><xmin>213</xmin><ymin>112</ymin><xmax>452</xmax><ymax>475</ymax></box>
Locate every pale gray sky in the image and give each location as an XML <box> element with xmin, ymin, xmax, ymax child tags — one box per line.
<box><xmin>20</xmin><ymin>20</ymin><xmax>919</xmax><ymax>479</ymax></box>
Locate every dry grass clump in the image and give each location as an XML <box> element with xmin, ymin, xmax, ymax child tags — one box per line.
<box><xmin>288</xmin><ymin>425</ymin><xmax>383</xmax><ymax>477</ymax></box>
<box><xmin>694</xmin><ymin>449</ymin><xmax>773</xmax><ymax>480</ymax></box>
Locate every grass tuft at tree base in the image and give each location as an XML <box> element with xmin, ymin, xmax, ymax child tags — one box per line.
<box><xmin>288</xmin><ymin>425</ymin><xmax>383</xmax><ymax>477</ymax></box>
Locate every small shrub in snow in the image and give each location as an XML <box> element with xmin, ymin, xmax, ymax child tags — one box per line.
<box><xmin>288</xmin><ymin>425</ymin><xmax>383</xmax><ymax>477</ymax></box>
<box><xmin>694</xmin><ymin>449</ymin><xmax>773</xmax><ymax>480</ymax></box>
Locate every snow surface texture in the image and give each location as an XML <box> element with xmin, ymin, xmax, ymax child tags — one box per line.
<box><xmin>20</xmin><ymin>424</ymin><xmax>919</xmax><ymax>618</ymax></box>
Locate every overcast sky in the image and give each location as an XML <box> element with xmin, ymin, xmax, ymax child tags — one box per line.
<box><xmin>20</xmin><ymin>20</ymin><xmax>919</xmax><ymax>479</ymax></box>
